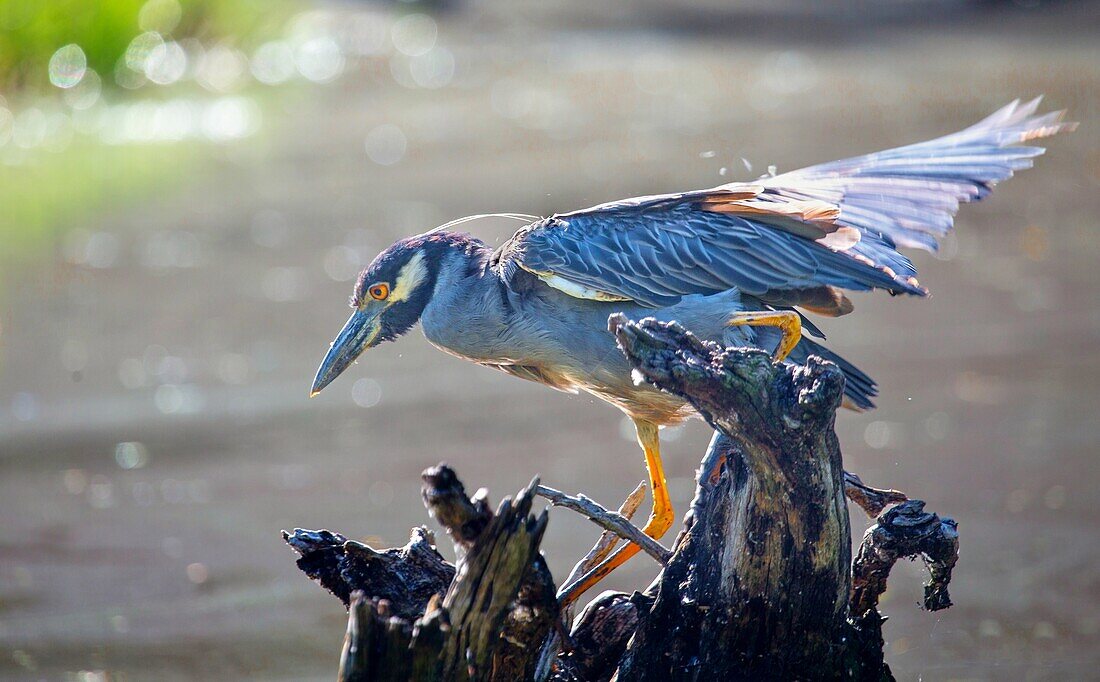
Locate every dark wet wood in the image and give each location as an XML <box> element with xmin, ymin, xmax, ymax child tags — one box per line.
<box><xmin>286</xmin><ymin>315</ymin><xmax>960</xmax><ymax>680</ymax></box>
<box><xmin>845</xmin><ymin>471</ymin><xmax>909</xmax><ymax>518</ymax></box>
<box><xmin>851</xmin><ymin>500</ymin><xmax>960</xmax><ymax>617</ymax></box>
<box><xmin>610</xmin><ymin>315</ymin><xmax>855</xmax><ymax>679</ymax></box>
<box><xmin>287</xmin><ymin>467</ymin><xmax>557</xmax><ymax>681</ymax></box>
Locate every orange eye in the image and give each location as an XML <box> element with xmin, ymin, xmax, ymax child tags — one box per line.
<box><xmin>368</xmin><ymin>283</ymin><xmax>390</xmax><ymax>300</ymax></box>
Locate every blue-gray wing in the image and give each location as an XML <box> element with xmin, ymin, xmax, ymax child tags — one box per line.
<box><xmin>761</xmin><ymin>97</ymin><xmax>1075</xmax><ymax>251</ymax></box>
<box><xmin>509</xmin><ymin>99</ymin><xmax>1073</xmax><ymax>309</ymax></box>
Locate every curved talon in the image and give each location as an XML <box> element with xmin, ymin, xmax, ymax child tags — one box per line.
<box><xmin>727</xmin><ymin>310</ymin><xmax>803</xmax><ymax>362</ymax></box>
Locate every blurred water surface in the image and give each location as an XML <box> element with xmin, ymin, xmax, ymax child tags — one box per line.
<box><xmin>1</xmin><ymin>1</ymin><xmax>1098</xmax><ymax>679</ymax></box>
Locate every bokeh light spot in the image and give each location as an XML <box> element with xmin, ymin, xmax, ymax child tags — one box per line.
<box><xmin>139</xmin><ymin>0</ymin><xmax>182</xmax><ymax>34</ymax></box>
<box><xmin>144</xmin><ymin>40</ymin><xmax>187</xmax><ymax>85</ymax></box>
<box><xmin>125</xmin><ymin>32</ymin><xmax>165</xmax><ymax>72</ymax></box>
<box><xmin>186</xmin><ymin>562</ymin><xmax>209</xmax><ymax>584</ymax></box>
<box><xmin>252</xmin><ymin>41</ymin><xmax>296</xmax><ymax>85</ymax></box>
<box><xmin>352</xmin><ymin>378</ymin><xmax>382</xmax><ymax>408</ymax></box>
<box><xmin>49</xmin><ymin>44</ymin><xmax>87</xmax><ymax>89</ymax></box>
<box><xmin>391</xmin><ymin>14</ymin><xmax>437</xmax><ymax>57</ymax></box>
<box><xmin>63</xmin><ymin>68</ymin><xmax>102</xmax><ymax>110</ymax></box>
<box><xmin>324</xmin><ymin>245</ymin><xmax>362</xmax><ymax>282</ymax></box>
<box><xmin>409</xmin><ymin>47</ymin><xmax>455</xmax><ymax>89</ymax></box>
<box><xmin>364</xmin><ymin>123</ymin><xmax>407</xmax><ymax>166</ymax></box>
<box><xmin>115</xmin><ymin>442</ymin><xmax>150</xmax><ymax>470</ymax></box>
<box><xmin>296</xmin><ymin>37</ymin><xmax>344</xmax><ymax>83</ymax></box>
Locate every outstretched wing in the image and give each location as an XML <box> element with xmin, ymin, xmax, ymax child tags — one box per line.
<box><xmin>507</xmin><ymin>98</ymin><xmax>1074</xmax><ymax>310</ymax></box>
<box><xmin>761</xmin><ymin>97</ymin><xmax>1076</xmax><ymax>251</ymax></box>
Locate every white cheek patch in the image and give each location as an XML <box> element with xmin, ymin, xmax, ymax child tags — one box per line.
<box><xmin>389</xmin><ymin>251</ymin><xmax>429</xmax><ymax>303</ymax></box>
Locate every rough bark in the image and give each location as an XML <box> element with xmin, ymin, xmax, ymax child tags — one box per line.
<box><xmin>610</xmin><ymin>315</ymin><xmax>854</xmax><ymax>679</ymax></box>
<box><xmin>285</xmin><ymin>315</ymin><xmax>959</xmax><ymax>681</ymax></box>
<box><xmin>851</xmin><ymin>500</ymin><xmax>960</xmax><ymax>617</ymax></box>
<box><xmin>287</xmin><ymin>468</ymin><xmax>558</xmax><ymax>681</ymax></box>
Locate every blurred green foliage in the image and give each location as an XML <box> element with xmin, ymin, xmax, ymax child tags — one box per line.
<box><xmin>0</xmin><ymin>0</ymin><xmax>297</xmax><ymax>92</ymax></box>
<box><xmin>0</xmin><ymin>0</ymin><xmax>300</xmax><ymax>271</ymax></box>
<box><xmin>0</xmin><ymin>141</ymin><xmax>201</xmax><ymax>263</ymax></box>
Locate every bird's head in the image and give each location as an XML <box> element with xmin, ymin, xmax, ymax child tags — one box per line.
<box><xmin>310</xmin><ymin>235</ymin><xmax>444</xmax><ymax>396</ymax></box>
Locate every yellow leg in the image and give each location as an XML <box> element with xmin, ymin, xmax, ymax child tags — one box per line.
<box><xmin>727</xmin><ymin>310</ymin><xmax>802</xmax><ymax>362</ymax></box>
<box><xmin>560</xmin><ymin>419</ymin><xmax>674</xmax><ymax>606</ymax></box>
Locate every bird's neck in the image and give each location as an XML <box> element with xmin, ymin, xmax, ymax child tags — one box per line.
<box><xmin>419</xmin><ymin>234</ymin><xmax>510</xmax><ymax>360</ymax></box>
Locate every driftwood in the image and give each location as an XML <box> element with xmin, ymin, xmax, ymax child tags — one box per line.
<box><xmin>284</xmin><ymin>315</ymin><xmax>959</xmax><ymax>680</ymax></box>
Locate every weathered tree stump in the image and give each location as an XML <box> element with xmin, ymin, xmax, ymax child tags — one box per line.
<box><xmin>284</xmin><ymin>316</ymin><xmax>959</xmax><ymax>681</ymax></box>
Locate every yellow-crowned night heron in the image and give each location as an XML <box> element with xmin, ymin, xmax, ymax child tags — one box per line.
<box><xmin>311</xmin><ymin>99</ymin><xmax>1072</xmax><ymax>601</ymax></box>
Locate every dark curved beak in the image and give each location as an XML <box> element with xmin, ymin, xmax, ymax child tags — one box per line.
<box><xmin>310</xmin><ymin>309</ymin><xmax>383</xmax><ymax>396</ymax></box>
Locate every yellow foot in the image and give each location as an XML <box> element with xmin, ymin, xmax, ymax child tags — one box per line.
<box><xmin>560</xmin><ymin>420</ymin><xmax>674</xmax><ymax>607</ymax></box>
<box><xmin>727</xmin><ymin>310</ymin><xmax>802</xmax><ymax>362</ymax></box>
<box><xmin>559</xmin><ymin>503</ymin><xmax>674</xmax><ymax>607</ymax></box>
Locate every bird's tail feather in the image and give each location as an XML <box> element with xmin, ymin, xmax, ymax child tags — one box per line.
<box><xmin>788</xmin><ymin>338</ymin><xmax>878</xmax><ymax>411</ymax></box>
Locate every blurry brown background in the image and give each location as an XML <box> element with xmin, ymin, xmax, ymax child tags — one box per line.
<box><xmin>1</xmin><ymin>1</ymin><xmax>1098</xmax><ymax>679</ymax></box>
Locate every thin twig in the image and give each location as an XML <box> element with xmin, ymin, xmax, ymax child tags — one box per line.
<box><xmin>535</xmin><ymin>484</ymin><xmax>671</xmax><ymax>564</ymax></box>
<box><xmin>534</xmin><ymin>484</ymin><xmax>645</xmax><ymax>679</ymax></box>
<box><xmin>563</xmin><ymin>481</ymin><xmax>648</xmax><ymax>589</ymax></box>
